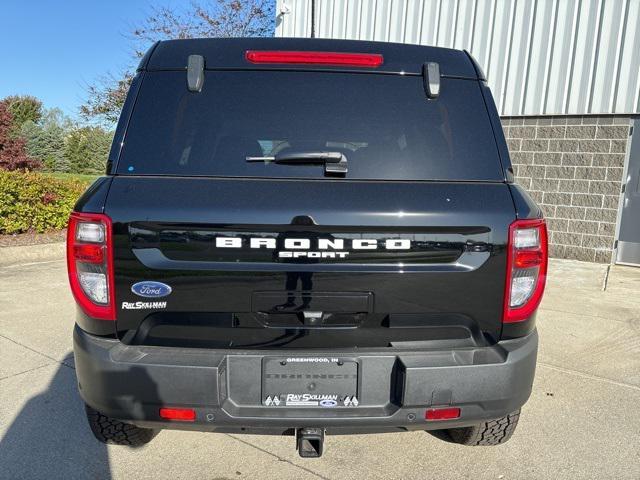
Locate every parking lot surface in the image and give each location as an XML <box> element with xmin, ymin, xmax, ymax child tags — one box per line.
<box><xmin>1</xmin><ymin>256</ymin><xmax>639</xmax><ymax>479</ymax></box>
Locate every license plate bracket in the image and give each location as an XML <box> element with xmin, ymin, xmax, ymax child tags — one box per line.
<box><xmin>262</xmin><ymin>357</ymin><xmax>359</xmax><ymax>407</ymax></box>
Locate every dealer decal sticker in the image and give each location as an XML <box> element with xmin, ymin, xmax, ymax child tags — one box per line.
<box><xmin>121</xmin><ymin>301</ymin><xmax>167</xmax><ymax>310</ymax></box>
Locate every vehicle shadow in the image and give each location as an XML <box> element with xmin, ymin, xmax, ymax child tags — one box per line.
<box><xmin>0</xmin><ymin>355</ymin><xmax>112</xmax><ymax>479</ymax></box>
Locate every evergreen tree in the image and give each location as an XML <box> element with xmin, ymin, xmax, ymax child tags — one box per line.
<box><xmin>64</xmin><ymin>126</ymin><xmax>113</xmax><ymax>174</ymax></box>
<box><xmin>21</xmin><ymin>108</ymin><xmax>72</xmax><ymax>172</ymax></box>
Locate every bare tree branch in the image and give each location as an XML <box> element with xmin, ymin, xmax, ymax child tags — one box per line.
<box><xmin>81</xmin><ymin>0</ymin><xmax>275</xmax><ymax>124</ymax></box>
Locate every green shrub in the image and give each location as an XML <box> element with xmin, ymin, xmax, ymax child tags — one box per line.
<box><xmin>0</xmin><ymin>171</ymin><xmax>91</xmax><ymax>234</ymax></box>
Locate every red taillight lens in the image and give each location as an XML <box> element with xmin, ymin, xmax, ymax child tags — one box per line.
<box><xmin>245</xmin><ymin>50</ymin><xmax>384</xmax><ymax>67</ymax></box>
<box><xmin>159</xmin><ymin>407</ymin><xmax>196</xmax><ymax>422</ymax></box>
<box><xmin>503</xmin><ymin>218</ymin><xmax>548</xmax><ymax>323</ymax></box>
<box><xmin>514</xmin><ymin>249</ymin><xmax>544</xmax><ymax>268</ymax></box>
<box><xmin>66</xmin><ymin>212</ymin><xmax>115</xmax><ymax>321</ymax></box>
<box><xmin>73</xmin><ymin>244</ymin><xmax>104</xmax><ymax>264</ymax></box>
<box><xmin>425</xmin><ymin>407</ymin><xmax>461</xmax><ymax>421</ymax></box>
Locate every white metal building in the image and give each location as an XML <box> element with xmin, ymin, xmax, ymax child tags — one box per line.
<box><xmin>276</xmin><ymin>0</ymin><xmax>640</xmax><ymax>117</ymax></box>
<box><xmin>275</xmin><ymin>0</ymin><xmax>640</xmax><ymax>266</ymax></box>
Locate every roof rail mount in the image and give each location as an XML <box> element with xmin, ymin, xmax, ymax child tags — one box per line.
<box><xmin>187</xmin><ymin>55</ymin><xmax>205</xmax><ymax>92</ymax></box>
<box><xmin>423</xmin><ymin>62</ymin><xmax>440</xmax><ymax>99</ymax></box>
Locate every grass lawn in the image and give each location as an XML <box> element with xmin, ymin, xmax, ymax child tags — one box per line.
<box><xmin>42</xmin><ymin>172</ymin><xmax>101</xmax><ymax>184</ymax></box>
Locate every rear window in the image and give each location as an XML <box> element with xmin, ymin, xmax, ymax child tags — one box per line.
<box><xmin>117</xmin><ymin>71</ymin><xmax>503</xmax><ymax>181</ymax></box>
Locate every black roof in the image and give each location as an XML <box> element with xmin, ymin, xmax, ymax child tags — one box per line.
<box><xmin>138</xmin><ymin>38</ymin><xmax>479</xmax><ymax>79</ymax></box>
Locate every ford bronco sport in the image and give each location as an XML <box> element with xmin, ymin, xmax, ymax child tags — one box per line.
<box><xmin>69</xmin><ymin>38</ymin><xmax>546</xmax><ymax>457</ymax></box>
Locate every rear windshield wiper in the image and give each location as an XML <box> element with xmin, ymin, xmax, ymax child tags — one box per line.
<box><xmin>246</xmin><ymin>151</ymin><xmax>348</xmax><ymax>175</ymax></box>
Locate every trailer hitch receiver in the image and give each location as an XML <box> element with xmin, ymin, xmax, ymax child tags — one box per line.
<box><xmin>296</xmin><ymin>427</ymin><xmax>324</xmax><ymax>458</ymax></box>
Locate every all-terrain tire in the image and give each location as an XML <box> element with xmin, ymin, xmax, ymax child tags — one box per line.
<box><xmin>84</xmin><ymin>404</ymin><xmax>158</xmax><ymax>447</ymax></box>
<box><xmin>439</xmin><ymin>410</ymin><xmax>521</xmax><ymax>446</ymax></box>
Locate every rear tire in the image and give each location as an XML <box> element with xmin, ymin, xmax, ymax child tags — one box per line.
<box><xmin>432</xmin><ymin>410</ymin><xmax>520</xmax><ymax>446</ymax></box>
<box><xmin>84</xmin><ymin>404</ymin><xmax>158</xmax><ymax>447</ymax></box>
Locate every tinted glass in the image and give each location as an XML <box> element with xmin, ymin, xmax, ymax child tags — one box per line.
<box><xmin>117</xmin><ymin>71</ymin><xmax>503</xmax><ymax>181</ymax></box>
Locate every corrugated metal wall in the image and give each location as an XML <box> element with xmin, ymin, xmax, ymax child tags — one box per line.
<box><xmin>275</xmin><ymin>0</ymin><xmax>640</xmax><ymax>116</ymax></box>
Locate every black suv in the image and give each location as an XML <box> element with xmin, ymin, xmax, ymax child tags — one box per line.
<box><xmin>69</xmin><ymin>38</ymin><xmax>546</xmax><ymax>457</ymax></box>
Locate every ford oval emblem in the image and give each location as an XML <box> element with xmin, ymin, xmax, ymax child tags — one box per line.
<box><xmin>131</xmin><ymin>281</ymin><xmax>172</xmax><ymax>298</ymax></box>
<box><xmin>319</xmin><ymin>399</ymin><xmax>337</xmax><ymax>408</ymax></box>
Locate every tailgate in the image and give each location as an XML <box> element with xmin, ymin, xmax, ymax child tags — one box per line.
<box><xmin>106</xmin><ymin>177</ymin><xmax>515</xmax><ymax>348</ymax></box>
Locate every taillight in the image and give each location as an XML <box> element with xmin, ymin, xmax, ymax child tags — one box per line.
<box><xmin>66</xmin><ymin>212</ymin><xmax>115</xmax><ymax>320</ymax></box>
<box><xmin>503</xmin><ymin>219</ymin><xmax>548</xmax><ymax>323</ymax></box>
<box><xmin>245</xmin><ymin>50</ymin><xmax>384</xmax><ymax>67</ymax></box>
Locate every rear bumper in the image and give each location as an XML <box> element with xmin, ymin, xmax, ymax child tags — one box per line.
<box><xmin>74</xmin><ymin>325</ymin><xmax>538</xmax><ymax>434</ymax></box>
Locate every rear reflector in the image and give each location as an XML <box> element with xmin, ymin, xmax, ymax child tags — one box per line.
<box><xmin>159</xmin><ymin>407</ymin><xmax>196</xmax><ymax>422</ymax></box>
<box><xmin>245</xmin><ymin>50</ymin><xmax>384</xmax><ymax>67</ymax></box>
<box><xmin>425</xmin><ymin>407</ymin><xmax>461</xmax><ymax>421</ymax></box>
<box><xmin>503</xmin><ymin>218</ymin><xmax>548</xmax><ymax>323</ymax></box>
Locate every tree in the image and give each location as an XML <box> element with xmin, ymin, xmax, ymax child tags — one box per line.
<box><xmin>1</xmin><ymin>95</ymin><xmax>43</xmax><ymax>135</ymax></box>
<box><xmin>81</xmin><ymin>0</ymin><xmax>275</xmax><ymax>124</ymax></box>
<box><xmin>129</xmin><ymin>0</ymin><xmax>275</xmax><ymax>48</ymax></box>
<box><xmin>81</xmin><ymin>73</ymin><xmax>135</xmax><ymax>125</ymax></box>
<box><xmin>21</xmin><ymin>108</ymin><xmax>72</xmax><ymax>172</ymax></box>
<box><xmin>64</xmin><ymin>126</ymin><xmax>113</xmax><ymax>174</ymax></box>
<box><xmin>0</xmin><ymin>102</ymin><xmax>41</xmax><ymax>171</ymax></box>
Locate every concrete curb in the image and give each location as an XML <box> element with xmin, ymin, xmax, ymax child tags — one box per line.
<box><xmin>0</xmin><ymin>242</ymin><xmax>65</xmax><ymax>267</ymax></box>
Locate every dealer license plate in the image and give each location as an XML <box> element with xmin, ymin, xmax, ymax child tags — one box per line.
<box><xmin>262</xmin><ymin>357</ymin><xmax>359</xmax><ymax>407</ymax></box>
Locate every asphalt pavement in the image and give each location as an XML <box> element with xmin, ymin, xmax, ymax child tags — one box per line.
<box><xmin>0</xmin><ymin>254</ymin><xmax>639</xmax><ymax>479</ymax></box>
